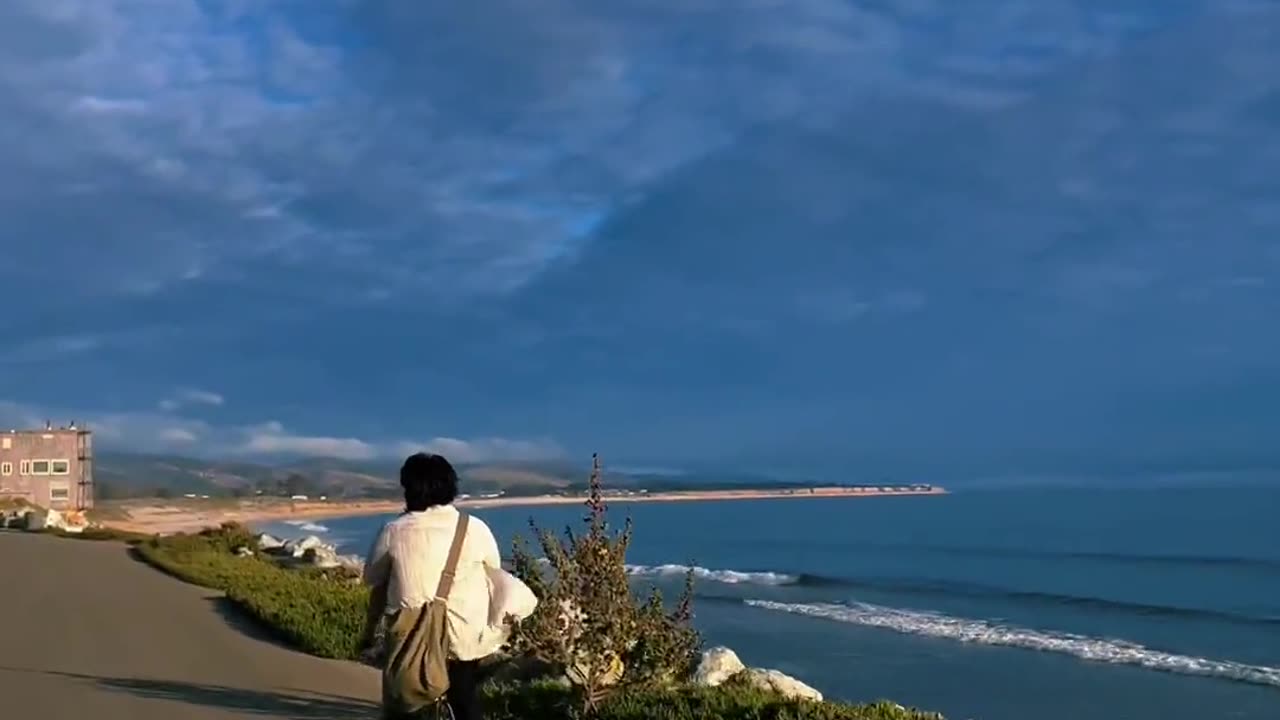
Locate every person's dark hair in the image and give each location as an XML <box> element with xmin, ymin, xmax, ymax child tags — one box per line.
<box><xmin>400</xmin><ymin>453</ymin><xmax>459</xmax><ymax>512</ymax></box>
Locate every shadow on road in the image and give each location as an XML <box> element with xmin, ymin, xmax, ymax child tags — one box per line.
<box><xmin>204</xmin><ymin>595</ymin><xmax>305</xmax><ymax>650</ymax></box>
<box><xmin>0</xmin><ymin>667</ymin><xmax>377</xmax><ymax>719</ymax></box>
<box><xmin>122</xmin><ymin>546</ymin><xmax>302</xmax><ymax>653</ymax></box>
<box><xmin>95</xmin><ymin>676</ymin><xmax>378</xmax><ymax>719</ymax></box>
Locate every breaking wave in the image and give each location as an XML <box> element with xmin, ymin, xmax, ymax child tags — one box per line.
<box><xmin>283</xmin><ymin>520</ymin><xmax>330</xmax><ymax>533</ymax></box>
<box><xmin>745</xmin><ymin>599</ymin><xmax>1280</xmax><ymax>689</ymax></box>
<box><xmin>621</xmin><ymin>563</ymin><xmax>1279</xmax><ymax>627</ymax></box>
<box><xmin>625</xmin><ymin>563</ymin><xmax>804</xmax><ymax>586</ymax></box>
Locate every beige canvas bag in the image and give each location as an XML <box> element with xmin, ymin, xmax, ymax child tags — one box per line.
<box><xmin>381</xmin><ymin>512</ymin><xmax>469</xmax><ymax>716</ymax></box>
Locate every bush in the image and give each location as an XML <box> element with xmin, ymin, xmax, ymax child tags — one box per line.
<box><xmin>509</xmin><ymin>454</ymin><xmax>699</xmax><ymax>712</ymax></box>
<box><xmin>482</xmin><ymin>682</ymin><xmax>942</xmax><ymax>720</ymax></box>
<box><xmin>135</xmin><ymin>526</ymin><xmax>369</xmax><ymax>659</ymax></box>
<box><xmin>53</xmin><ymin>527</ymin><xmax>154</xmax><ymax>543</ymax></box>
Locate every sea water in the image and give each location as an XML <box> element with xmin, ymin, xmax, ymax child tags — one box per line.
<box><xmin>260</xmin><ymin>486</ymin><xmax>1280</xmax><ymax>720</ymax></box>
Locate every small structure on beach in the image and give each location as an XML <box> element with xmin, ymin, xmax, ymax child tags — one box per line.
<box><xmin>0</xmin><ymin>422</ymin><xmax>95</xmax><ymax>511</ymax></box>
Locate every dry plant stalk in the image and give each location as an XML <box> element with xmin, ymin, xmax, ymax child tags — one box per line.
<box><xmin>509</xmin><ymin>454</ymin><xmax>700</xmax><ymax>714</ymax></box>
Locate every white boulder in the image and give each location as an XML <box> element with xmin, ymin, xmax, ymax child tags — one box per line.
<box><xmin>742</xmin><ymin>668</ymin><xmax>823</xmax><ymax>702</ymax></box>
<box><xmin>282</xmin><ymin>535</ymin><xmax>327</xmax><ymax>557</ymax></box>
<box><xmin>255</xmin><ymin>533</ymin><xmax>285</xmax><ymax>551</ymax></box>
<box><xmin>25</xmin><ymin>508</ymin><xmax>66</xmax><ymax>532</ymax></box>
<box><xmin>693</xmin><ymin>646</ymin><xmax>823</xmax><ymax>702</ymax></box>
<box><xmin>301</xmin><ymin>545</ymin><xmax>340</xmax><ymax>568</ymax></box>
<box><xmin>693</xmin><ymin>646</ymin><xmax>746</xmax><ymax>687</ymax></box>
<box><xmin>335</xmin><ymin>554</ymin><xmax>365</xmax><ymax>573</ymax></box>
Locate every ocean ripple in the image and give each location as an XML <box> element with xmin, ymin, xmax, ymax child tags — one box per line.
<box><xmin>746</xmin><ymin>599</ymin><xmax>1280</xmax><ymax>689</ymax></box>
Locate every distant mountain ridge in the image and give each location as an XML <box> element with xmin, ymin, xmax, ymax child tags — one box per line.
<box><xmin>91</xmin><ymin>452</ymin><xmax>577</xmax><ymax>499</ymax></box>
<box><xmin>90</xmin><ymin>452</ymin><xmax>818</xmax><ymax>500</ymax></box>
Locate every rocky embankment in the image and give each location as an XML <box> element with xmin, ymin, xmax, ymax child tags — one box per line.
<box><xmin>1</xmin><ymin>506</ymin><xmax>90</xmax><ymax>532</ymax></box>
<box><xmin>692</xmin><ymin>646</ymin><xmax>824</xmax><ymax>701</ymax></box>
<box><xmin>241</xmin><ymin>532</ymin><xmax>365</xmax><ymax>572</ymax></box>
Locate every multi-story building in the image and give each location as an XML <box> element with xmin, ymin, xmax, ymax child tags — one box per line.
<box><xmin>0</xmin><ymin>423</ymin><xmax>94</xmax><ymax>511</ymax></box>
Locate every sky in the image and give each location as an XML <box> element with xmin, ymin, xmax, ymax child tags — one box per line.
<box><xmin>1</xmin><ymin>1</ymin><xmax>1278</xmax><ymax>478</ymax></box>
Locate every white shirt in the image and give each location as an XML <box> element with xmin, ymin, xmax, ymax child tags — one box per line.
<box><xmin>363</xmin><ymin>505</ymin><xmax>503</xmax><ymax>661</ymax></box>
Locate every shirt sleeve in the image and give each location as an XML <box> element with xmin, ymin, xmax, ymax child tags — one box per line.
<box><xmin>476</xmin><ymin>520</ymin><xmax>502</xmax><ymax>569</ymax></box>
<box><xmin>362</xmin><ymin>523</ymin><xmax>392</xmax><ymax>587</ymax></box>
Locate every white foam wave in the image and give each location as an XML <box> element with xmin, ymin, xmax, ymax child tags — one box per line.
<box><xmin>746</xmin><ymin>599</ymin><xmax>1280</xmax><ymax>688</ymax></box>
<box><xmin>282</xmin><ymin>520</ymin><xmax>329</xmax><ymax>533</ymax></box>
<box><xmin>627</xmin><ymin>563</ymin><xmax>798</xmax><ymax>586</ymax></box>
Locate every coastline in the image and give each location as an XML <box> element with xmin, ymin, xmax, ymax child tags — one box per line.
<box><xmin>100</xmin><ymin>485</ymin><xmax>947</xmax><ymax>536</ymax></box>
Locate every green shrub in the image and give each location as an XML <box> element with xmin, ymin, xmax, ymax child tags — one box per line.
<box><xmin>135</xmin><ymin>528</ymin><xmax>369</xmax><ymax>659</ymax></box>
<box><xmin>481</xmin><ymin>682</ymin><xmax>942</xmax><ymax>720</ymax></box>
<box><xmin>509</xmin><ymin>454</ymin><xmax>699</xmax><ymax>712</ymax></box>
<box><xmin>55</xmin><ymin>527</ymin><xmax>153</xmax><ymax>543</ymax></box>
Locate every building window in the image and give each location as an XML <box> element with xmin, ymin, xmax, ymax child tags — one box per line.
<box><xmin>51</xmin><ymin>459</ymin><xmax>70</xmax><ymax>475</ymax></box>
<box><xmin>0</xmin><ymin>462</ymin><xmax>10</xmax><ymax>476</ymax></box>
<box><xmin>1</xmin><ymin>436</ymin><xmax>9</xmax><ymax>449</ymax></box>
<box><xmin>31</xmin><ymin>459</ymin><xmax>51</xmax><ymax>475</ymax></box>
<box><xmin>19</xmin><ymin>459</ymin><xmax>30</xmax><ymax>475</ymax></box>
<box><xmin>49</xmin><ymin>484</ymin><xmax>70</xmax><ymax>502</ymax></box>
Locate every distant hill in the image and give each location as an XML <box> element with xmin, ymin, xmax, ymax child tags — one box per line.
<box><xmin>90</xmin><ymin>453</ymin><xmax>834</xmax><ymax>501</ymax></box>
<box><xmin>91</xmin><ymin>453</ymin><xmax>578</xmax><ymax>500</ymax></box>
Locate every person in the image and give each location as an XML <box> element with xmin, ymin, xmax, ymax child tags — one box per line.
<box><xmin>362</xmin><ymin>453</ymin><xmax>503</xmax><ymax>720</ymax></box>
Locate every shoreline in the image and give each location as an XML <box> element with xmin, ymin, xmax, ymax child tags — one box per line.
<box><xmin>101</xmin><ymin>486</ymin><xmax>947</xmax><ymax>536</ymax></box>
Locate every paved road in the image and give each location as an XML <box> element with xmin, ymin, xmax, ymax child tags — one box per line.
<box><xmin>0</xmin><ymin>531</ymin><xmax>380</xmax><ymax>719</ymax></box>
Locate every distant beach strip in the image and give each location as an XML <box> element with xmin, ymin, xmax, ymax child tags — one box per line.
<box><xmin>100</xmin><ymin>484</ymin><xmax>947</xmax><ymax>536</ymax></box>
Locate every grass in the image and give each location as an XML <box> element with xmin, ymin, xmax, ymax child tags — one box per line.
<box><xmin>46</xmin><ymin>526</ymin><xmax>155</xmax><ymax>543</ymax></box>
<box><xmin>133</xmin><ymin>523</ymin><xmax>370</xmax><ymax>659</ymax></box>
<box><xmin>126</xmin><ymin>524</ymin><xmax>942</xmax><ymax>719</ymax></box>
<box><xmin>483</xmin><ymin>682</ymin><xmax>939</xmax><ymax>720</ymax></box>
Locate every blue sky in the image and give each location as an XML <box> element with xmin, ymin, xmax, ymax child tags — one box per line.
<box><xmin>1</xmin><ymin>1</ymin><xmax>1278</xmax><ymax>477</ymax></box>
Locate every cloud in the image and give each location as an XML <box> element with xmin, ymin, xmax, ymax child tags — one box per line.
<box><xmin>158</xmin><ymin>388</ymin><xmax>226</xmax><ymax>412</ymax></box>
<box><xmin>239</xmin><ymin>421</ymin><xmax>378</xmax><ymax>461</ymax></box>
<box><xmin>397</xmin><ymin>437</ymin><xmax>564</xmax><ymax>465</ymax></box>
<box><xmin>159</xmin><ymin>427</ymin><xmax>199</xmax><ymax>444</ymax></box>
<box><xmin>0</xmin><ymin>334</ymin><xmax>101</xmax><ymax>364</ymax></box>
<box><xmin>2</xmin><ymin>1</ymin><xmax>1278</xmax><ymax>469</ymax></box>
<box><xmin>0</xmin><ymin>397</ymin><xmax>563</xmax><ymax>462</ymax></box>
<box><xmin>234</xmin><ymin>426</ymin><xmax>564</xmax><ymax>463</ymax></box>
<box><xmin>0</xmin><ymin>327</ymin><xmax>181</xmax><ymax>366</ymax></box>
<box><xmin>5</xmin><ymin>0</ymin><xmax>1244</xmax><ymax>311</ymax></box>
<box><xmin>0</xmin><ymin>399</ymin><xmax>213</xmax><ymax>452</ymax></box>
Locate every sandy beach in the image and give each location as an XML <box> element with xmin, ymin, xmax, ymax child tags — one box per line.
<box><xmin>99</xmin><ymin>485</ymin><xmax>947</xmax><ymax>536</ymax></box>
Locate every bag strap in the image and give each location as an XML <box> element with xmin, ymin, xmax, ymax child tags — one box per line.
<box><xmin>433</xmin><ymin>512</ymin><xmax>469</xmax><ymax>601</ymax></box>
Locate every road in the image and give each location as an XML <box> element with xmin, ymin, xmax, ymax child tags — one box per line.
<box><xmin>0</xmin><ymin>531</ymin><xmax>380</xmax><ymax>719</ymax></box>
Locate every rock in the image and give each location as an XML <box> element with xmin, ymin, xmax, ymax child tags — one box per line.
<box><xmin>282</xmin><ymin>535</ymin><xmax>327</xmax><ymax>557</ymax></box>
<box><xmin>693</xmin><ymin>646</ymin><xmax>746</xmax><ymax>687</ymax></box>
<box><xmin>301</xmin><ymin>545</ymin><xmax>340</xmax><ymax>568</ymax></box>
<box><xmin>25</xmin><ymin>508</ymin><xmax>66</xmax><ymax>532</ymax></box>
<box><xmin>741</xmin><ymin>668</ymin><xmax>823</xmax><ymax>702</ymax></box>
<box><xmin>335</xmin><ymin>554</ymin><xmax>364</xmax><ymax>573</ymax></box>
<box><xmin>234</xmin><ymin>546</ymin><xmax>255</xmax><ymax>557</ymax></box>
<box><xmin>256</xmin><ymin>533</ymin><xmax>285</xmax><ymax>552</ymax></box>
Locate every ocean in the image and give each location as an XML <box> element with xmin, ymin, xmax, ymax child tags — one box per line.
<box><xmin>260</xmin><ymin>487</ymin><xmax>1280</xmax><ymax>720</ymax></box>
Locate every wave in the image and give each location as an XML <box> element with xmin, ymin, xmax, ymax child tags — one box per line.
<box><xmin>907</xmin><ymin>544</ymin><xmax>1280</xmax><ymax>573</ymax></box>
<box><xmin>746</xmin><ymin>599</ymin><xmax>1280</xmax><ymax>689</ymax></box>
<box><xmin>282</xmin><ymin>520</ymin><xmax>329</xmax><ymax>533</ymax></box>
<box><xmin>626</xmin><ymin>563</ymin><xmax>803</xmax><ymax>586</ymax></box>
<box><xmin>835</xmin><ymin>576</ymin><xmax>1280</xmax><ymax>628</ymax></box>
<box><xmin>621</xmin><ymin>563</ymin><xmax>1280</xmax><ymax>627</ymax></box>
